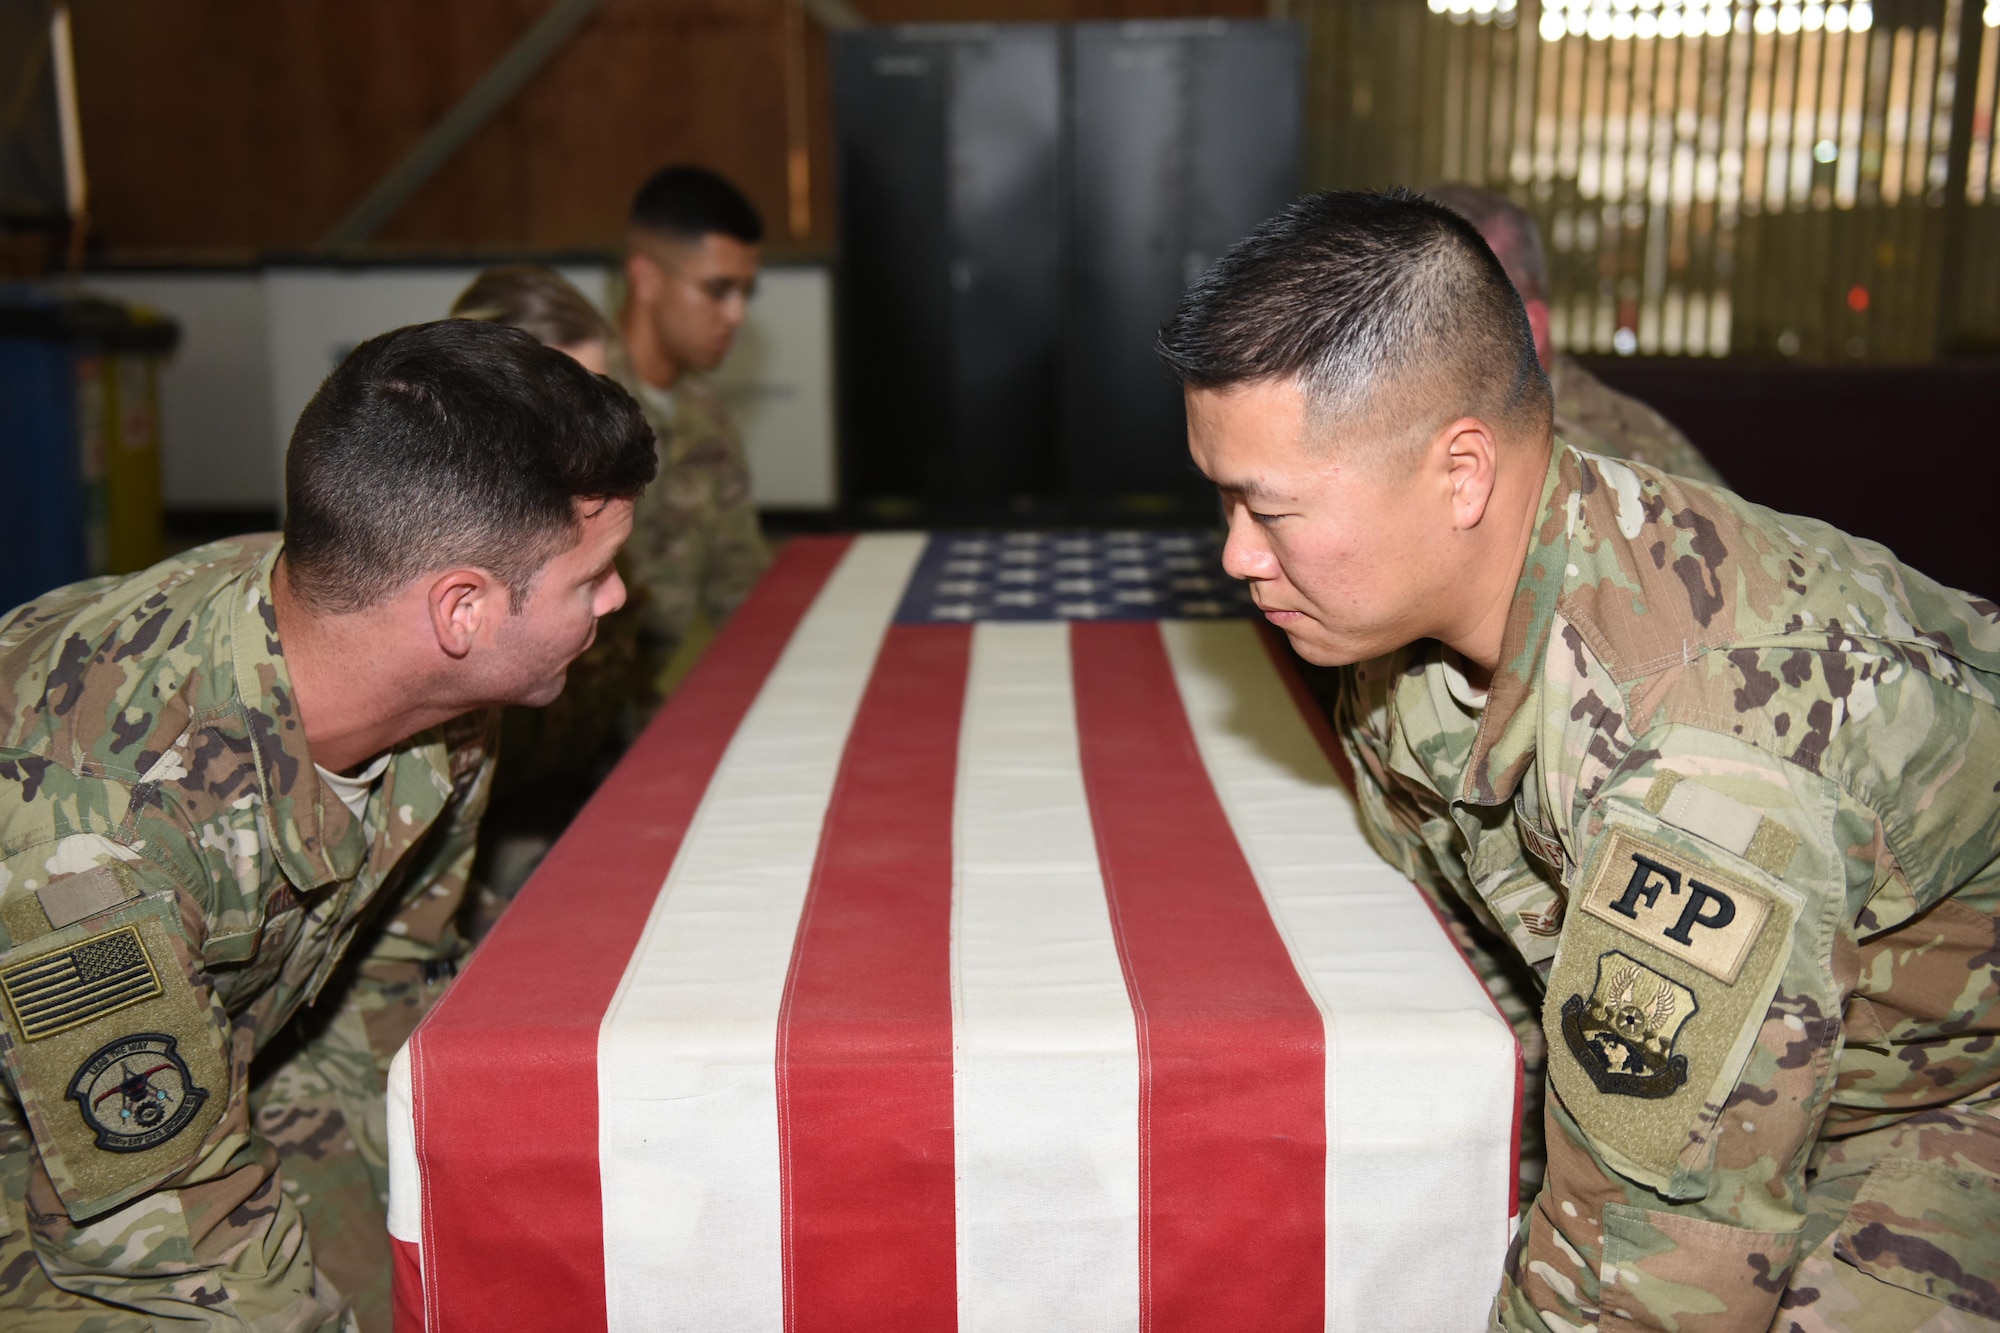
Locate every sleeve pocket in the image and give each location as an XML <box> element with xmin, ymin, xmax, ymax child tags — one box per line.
<box><xmin>1598</xmin><ymin>1203</ymin><xmax>1804</xmax><ymax>1332</ymax></box>
<box><xmin>1833</xmin><ymin>1155</ymin><xmax>2000</xmax><ymax>1319</ymax></box>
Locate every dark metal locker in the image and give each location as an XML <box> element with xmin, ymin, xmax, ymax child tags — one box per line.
<box><xmin>1064</xmin><ymin>21</ymin><xmax>1302</xmax><ymax>500</ymax></box>
<box><xmin>833</xmin><ymin>26</ymin><xmax>1061</xmax><ymax>511</ymax></box>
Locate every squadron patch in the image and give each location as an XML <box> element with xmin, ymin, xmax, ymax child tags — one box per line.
<box><xmin>0</xmin><ymin>905</ymin><xmax>230</xmax><ymax>1219</ymax></box>
<box><xmin>67</xmin><ymin>1032</ymin><xmax>209</xmax><ymax>1152</ymax></box>
<box><xmin>1544</xmin><ymin>816</ymin><xmax>1802</xmax><ymax>1193</ymax></box>
<box><xmin>1561</xmin><ymin>952</ymin><xmax>1697</xmax><ymax>1098</ymax></box>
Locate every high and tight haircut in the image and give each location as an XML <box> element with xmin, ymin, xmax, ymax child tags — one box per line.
<box><xmin>284</xmin><ymin>320</ymin><xmax>658</xmax><ymax>614</ymax></box>
<box><xmin>1423</xmin><ymin>182</ymin><xmax>1549</xmax><ymax>302</ymax></box>
<box><xmin>630</xmin><ymin>165</ymin><xmax>764</xmax><ymax>245</ymax></box>
<box><xmin>451</xmin><ymin>265</ymin><xmax>611</xmax><ymax>350</ymax></box>
<box><xmin>1157</xmin><ymin>188</ymin><xmax>1551</xmax><ymax>462</ymax></box>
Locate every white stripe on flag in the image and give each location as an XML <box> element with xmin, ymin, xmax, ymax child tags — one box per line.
<box><xmin>1160</xmin><ymin>621</ymin><xmax>1516</xmax><ymax>1333</ymax></box>
<box><xmin>597</xmin><ymin>533</ymin><xmax>925</xmax><ymax>1333</ymax></box>
<box><xmin>952</xmin><ymin>623</ymin><xmax>1142</xmax><ymax>1332</ymax></box>
<box><xmin>387</xmin><ymin>1043</ymin><xmax>420</xmax><ymax>1245</ymax></box>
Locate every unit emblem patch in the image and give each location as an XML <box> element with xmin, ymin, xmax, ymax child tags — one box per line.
<box><xmin>66</xmin><ymin>1032</ymin><xmax>210</xmax><ymax>1153</ymax></box>
<box><xmin>1561</xmin><ymin>951</ymin><xmax>1698</xmax><ymax>1099</ymax></box>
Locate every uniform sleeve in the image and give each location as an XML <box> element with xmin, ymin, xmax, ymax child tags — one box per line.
<box><xmin>0</xmin><ymin>843</ymin><xmax>346</xmax><ymax>1328</ymax></box>
<box><xmin>624</xmin><ymin>457</ymin><xmax>701</xmax><ymax>661</ymax></box>
<box><xmin>1497</xmin><ymin>729</ymin><xmax>1857</xmax><ymax>1333</ymax></box>
<box><xmin>696</xmin><ymin>422</ymin><xmax>771</xmax><ymax>627</ymax></box>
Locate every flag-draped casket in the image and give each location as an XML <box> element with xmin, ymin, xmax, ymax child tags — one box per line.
<box><xmin>388</xmin><ymin>532</ymin><xmax>1521</xmax><ymax>1332</ymax></box>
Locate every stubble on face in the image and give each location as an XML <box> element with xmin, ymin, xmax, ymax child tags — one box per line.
<box><xmin>492</xmin><ymin>498</ymin><xmax>635</xmax><ymax>708</ymax></box>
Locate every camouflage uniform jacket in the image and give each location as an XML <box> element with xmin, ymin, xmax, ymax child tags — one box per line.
<box><xmin>607</xmin><ymin>340</ymin><xmax>770</xmax><ymax>671</ymax></box>
<box><xmin>1551</xmin><ymin>354</ymin><xmax>1727</xmax><ymax>488</ymax></box>
<box><xmin>1337</xmin><ymin>445</ymin><xmax>2000</xmax><ymax>1330</ymax></box>
<box><xmin>0</xmin><ymin>537</ymin><xmax>493</xmax><ymax>1329</ymax></box>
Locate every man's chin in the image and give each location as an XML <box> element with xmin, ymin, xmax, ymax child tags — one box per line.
<box><xmin>517</xmin><ymin>671</ymin><xmax>569</xmax><ymax>709</ymax></box>
<box><xmin>1280</xmin><ymin>624</ymin><xmax>1380</xmax><ymax>669</ymax></box>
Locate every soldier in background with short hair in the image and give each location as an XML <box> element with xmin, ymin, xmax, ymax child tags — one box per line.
<box><xmin>1161</xmin><ymin>189</ymin><xmax>1999</xmax><ymax>1330</ymax></box>
<box><xmin>613</xmin><ymin>164</ymin><xmax>772</xmax><ymax>700</ymax></box>
<box><xmin>1426</xmin><ymin>181</ymin><xmax>1726</xmax><ymax>487</ymax></box>
<box><xmin>0</xmin><ymin>321</ymin><xmax>656</xmax><ymax>1329</ymax></box>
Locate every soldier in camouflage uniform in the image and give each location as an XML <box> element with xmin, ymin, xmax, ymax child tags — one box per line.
<box><xmin>0</xmin><ymin>320</ymin><xmax>655</xmax><ymax>1329</ymax></box>
<box><xmin>1428</xmin><ymin>182</ymin><xmax>1726</xmax><ymax>487</ymax></box>
<box><xmin>614</xmin><ymin>165</ymin><xmax>772</xmax><ymax>700</ymax></box>
<box><xmin>1162</xmin><ymin>190</ymin><xmax>1998</xmax><ymax>1330</ymax></box>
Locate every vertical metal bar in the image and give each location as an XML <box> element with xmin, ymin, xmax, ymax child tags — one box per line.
<box><xmin>1935</xmin><ymin>0</ymin><xmax>1984</xmax><ymax>352</ymax></box>
<box><xmin>784</xmin><ymin>0</ymin><xmax>814</xmax><ymax>239</ymax></box>
<box><xmin>48</xmin><ymin>2</ymin><xmax>86</xmax><ymax>271</ymax></box>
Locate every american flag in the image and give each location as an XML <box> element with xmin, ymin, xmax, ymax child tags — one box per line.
<box><xmin>390</xmin><ymin>533</ymin><xmax>1518</xmax><ymax>1333</ymax></box>
<box><xmin>1</xmin><ymin>925</ymin><xmax>159</xmax><ymax>1041</ymax></box>
<box><xmin>895</xmin><ymin>530</ymin><xmax>1254</xmax><ymax>624</ymax></box>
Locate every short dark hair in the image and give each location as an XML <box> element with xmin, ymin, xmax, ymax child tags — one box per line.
<box><xmin>451</xmin><ymin>264</ymin><xmax>611</xmax><ymax>349</ymax></box>
<box><xmin>630</xmin><ymin>165</ymin><xmax>763</xmax><ymax>245</ymax></box>
<box><xmin>1423</xmin><ymin>182</ymin><xmax>1548</xmax><ymax>301</ymax></box>
<box><xmin>1158</xmin><ymin>188</ymin><xmax>1551</xmax><ymax>461</ymax></box>
<box><xmin>284</xmin><ymin>320</ymin><xmax>657</xmax><ymax>614</ymax></box>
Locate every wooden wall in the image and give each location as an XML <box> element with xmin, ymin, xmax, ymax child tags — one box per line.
<box><xmin>69</xmin><ymin>0</ymin><xmax>1262</xmax><ymax>260</ymax></box>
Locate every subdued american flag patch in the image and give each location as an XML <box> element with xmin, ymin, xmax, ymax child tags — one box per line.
<box><xmin>893</xmin><ymin>529</ymin><xmax>1253</xmax><ymax>624</ymax></box>
<box><xmin>1</xmin><ymin>926</ymin><xmax>162</xmax><ymax>1041</ymax></box>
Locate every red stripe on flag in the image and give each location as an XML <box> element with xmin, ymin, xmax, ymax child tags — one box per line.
<box><xmin>1254</xmin><ymin>625</ymin><xmax>1525</xmax><ymax>1220</ymax></box>
<box><xmin>1071</xmin><ymin>621</ymin><xmax>1326</xmax><ymax>1332</ymax></box>
<box><xmin>409</xmin><ymin>536</ymin><xmax>854</xmax><ymax>1331</ymax></box>
<box><xmin>392</xmin><ymin>1237</ymin><xmax>424</xmax><ymax>1333</ymax></box>
<box><xmin>777</xmin><ymin>623</ymin><xmax>967</xmax><ymax>1332</ymax></box>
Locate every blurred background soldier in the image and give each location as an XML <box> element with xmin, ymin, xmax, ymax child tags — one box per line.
<box><xmin>613</xmin><ymin>165</ymin><xmax>772</xmax><ymax>700</ymax></box>
<box><xmin>449</xmin><ymin>266</ymin><xmax>648</xmax><ymax>915</ymax></box>
<box><xmin>0</xmin><ymin>321</ymin><xmax>654</xmax><ymax>1330</ymax></box>
<box><xmin>1426</xmin><ymin>182</ymin><xmax>1725</xmax><ymax>487</ymax></box>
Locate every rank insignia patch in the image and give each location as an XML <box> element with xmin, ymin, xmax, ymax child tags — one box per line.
<box><xmin>66</xmin><ymin>1032</ymin><xmax>209</xmax><ymax>1153</ymax></box>
<box><xmin>1</xmin><ymin>926</ymin><xmax>162</xmax><ymax>1041</ymax></box>
<box><xmin>1561</xmin><ymin>951</ymin><xmax>1698</xmax><ymax>1099</ymax></box>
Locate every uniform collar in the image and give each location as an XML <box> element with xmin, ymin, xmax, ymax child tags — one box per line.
<box><xmin>1457</xmin><ymin>442</ymin><xmax>1578</xmax><ymax>808</ymax></box>
<box><xmin>226</xmin><ymin>546</ymin><xmax>452</xmax><ymax>892</ymax></box>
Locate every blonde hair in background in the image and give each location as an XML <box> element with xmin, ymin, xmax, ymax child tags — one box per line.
<box><xmin>451</xmin><ymin>264</ymin><xmax>610</xmax><ymax>351</ymax></box>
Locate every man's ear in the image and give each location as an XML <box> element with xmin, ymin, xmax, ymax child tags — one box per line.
<box><xmin>1440</xmin><ymin>418</ymin><xmax>1501</xmax><ymax>532</ymax></box>
<box><xmin>624</xmin><ymin>251</ymin><xmax>662</xmax><ymax>304</ymax></box>
<box><xmin>427</xmin><ymin>569</ymin><xmax>501</xmax><ymax>660</ymax></box>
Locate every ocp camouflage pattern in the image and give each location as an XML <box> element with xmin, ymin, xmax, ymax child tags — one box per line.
<box><xmin>608</xmin><ymin>339</ymin><xmax>770</xmax><ymax>699</ymax></box>
<box><xmin>0</xmin><ymin>537</ymin><xmax>492</xmax><ymax>1330</ymax></box>
<box><xmin>1336</xmin><ymin>445</ymin><xmax>2000</xmax><ymax>1330</ymax></box>
<box><xmin>1550</xmin><ymin>354</ymin><xmax>1727</xmax><ymax>488</ymax></box>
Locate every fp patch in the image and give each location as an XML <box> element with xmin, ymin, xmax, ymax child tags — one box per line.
<box><xmin>67</xmin><ymin>1032</ymin><xmax>210</xmax><ymax>1153</ymax></box>
<box><xmin>1579</xmin><ymin>828</ymin><xmax>1772</xmax><ymax>983</ymax></box>
<box><xmin>1560</xmin><ymin>952</ymin><xmax>1698</xmax><ymax>1099</ymax></box>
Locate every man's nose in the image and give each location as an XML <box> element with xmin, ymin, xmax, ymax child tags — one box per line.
<box><xmin>1220</xmin><ymin>511</ymin><xmax>1277</xmax><ymax>582</ymax></box>
<box><xmin>598</xmin><ymin>571</ymin><xmax>629</xmax><ymax>617</ymax></box>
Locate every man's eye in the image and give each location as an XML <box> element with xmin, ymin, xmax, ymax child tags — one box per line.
<box><xmin>1250</xmin><ymin>510</ymin><xmax>1283</xmax><ymax>524</ymax></box>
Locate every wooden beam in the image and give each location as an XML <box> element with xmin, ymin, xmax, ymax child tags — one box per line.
<box><xmin>316</xmin><ymin>0</ymin><xmax>604</xmax><ymax>252</ymax></box>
